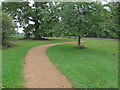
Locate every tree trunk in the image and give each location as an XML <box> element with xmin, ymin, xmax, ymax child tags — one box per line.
<box><xmin>34</xmin><ymin>32</ymin><xmax>42</xmax><ymax>40</ymax></box>
<box><xmin>24</xmin><ymin>35</ymin><xmax>30</xmax><ymax>39</ymax></box>
<box><xmin>68</xmin><ymin>36</ymin><xmax>71</xmax><ymax>38</ymax></box>
<box><xmin>75</xmin><ymin>36</ymin><xmax>76</xmax><ymax>39</ymax></box>
<box><xmin>34</xmin><ymin>20</ymin><xmax>42</xmax><ymax>40</ymax></box>
<box><xmin>24</xmin><ymin>32</ymin><xmax>30</xmax><ymax>39</ymax></box>
<box><xmin>34</xmin><ymin>5</ymin><xmax>42</xmax><ymax>40</ymax></box>
<box><xmin>78</xmin><ymin>27</ymin><xmax>81</xmax><ymax>48</ymax></box>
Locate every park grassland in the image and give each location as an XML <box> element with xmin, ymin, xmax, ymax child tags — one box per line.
<box><xmin>2</xmin><ymin>38</ymin><xmax>118</xmax><ymax>88</ymax></box>
<box><xmin>47</xmin><ymin>38</ymin><xmax>118</xmax><ymax>88</ymax></box>
<box><xmin>2</xmin><ymin>38</ymin><xmax>76</xmax><ymax>88</ymax></box>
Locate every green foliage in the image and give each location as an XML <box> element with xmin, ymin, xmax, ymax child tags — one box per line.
<box><xmin>57</xmin><ymin>2</ymin><xmax>118</xmax><ymax>39</ymax></box>
<box><xmin>2</xmin><ymin>2</ymin><xmax>119</xmax><ymax>40</ymax></box>
<box><xmin>2</xmin><ymin>2</ymin><xmax>59</xmax><ymax>39</ymax></box>
<box><xmin>2</xmin><ymin>12</ymin><xmax>15</xmax><ymax>47</ymax></box>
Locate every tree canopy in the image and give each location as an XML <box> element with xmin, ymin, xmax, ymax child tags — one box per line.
<box><xmin>2</xmin><ymin>1</ymin><xmax>119</xmax><ymax>47</ymax></box>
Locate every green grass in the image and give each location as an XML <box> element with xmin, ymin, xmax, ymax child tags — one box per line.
<box><xmin>2</xmin><ymin>38</ymin><xmax>118</xmax><ymax>88</ymax></box>
<box><xmin>2</xmin><ymin>38</ymin><xmax>76</xmax><ymax>88</ymax></box>
<box><xmin>46</xmin><ymin>38</ymin><xmax>118</xmax><ymax>88</ymax></box>
<box><xmin>12</xmin><ymin>34</ymin><xmax>24</xmax><ymax>39</ymax></box>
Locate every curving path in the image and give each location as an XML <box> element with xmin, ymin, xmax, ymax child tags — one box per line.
<box><xmin>23</xmin><ymin>41</ymin><xmax>85</xmax><ymax>88</ymax></box>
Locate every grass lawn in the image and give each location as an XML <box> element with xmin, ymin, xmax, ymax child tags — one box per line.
<box><xmin>2</xmin><ymin>38</ymin><xmax>76</xmax><ymax>88</ymax></box>
<box><xmin>46</xmin><ymin>38</ymin><xmax>118</xmax><ymax>88</ymax></box>
<box><xmin>12</xmin><ymin>34</ymin><xmax>25</xmax><ymax>39</ymax></box>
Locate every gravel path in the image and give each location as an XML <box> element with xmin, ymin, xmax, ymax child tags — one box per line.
<box><xmin>23</xmin><ymin>41</ymin><xmax>84</xmax><ymax>88</ymax></box>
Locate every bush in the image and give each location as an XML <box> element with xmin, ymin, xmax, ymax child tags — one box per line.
<box><xmin>2</xmin><ymin>13</ymin><xmax>16</xmax><ymax>47</ymax></box>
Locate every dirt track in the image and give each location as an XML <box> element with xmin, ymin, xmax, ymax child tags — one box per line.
<box><xmin>23</xmin><ymin>41</ymin><xmax>84</xmax><ymax>88</ymax></box>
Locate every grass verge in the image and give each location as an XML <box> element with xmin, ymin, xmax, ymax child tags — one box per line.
<box><xmin>2</xmin><ymin>38</ymin><xmax>76</xmax><ymax>88</ymax></box>
<box><xmin>46</xmin><ymin>38</ymin><xmax>118</xmax><ymax>88</ymax></box>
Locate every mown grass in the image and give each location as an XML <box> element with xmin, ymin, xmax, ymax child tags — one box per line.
<box><xmin>2</xmin><ymin>38</ymin><xmax>76</xmax><ymax>88</ymax></box>
<box><xmin>46</xmin><ymin>38</ymin><xmax>118</xmax><ymax>88</ymax></box>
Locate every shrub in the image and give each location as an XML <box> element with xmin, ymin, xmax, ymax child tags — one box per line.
<box><xmin>2</xmin><ymin>13</ymin><xmax>16</xmax><ymax>47</ymax></box>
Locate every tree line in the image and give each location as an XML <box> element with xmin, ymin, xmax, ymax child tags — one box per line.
<box><xmin>2</xmin><ymin>2</ymin><xmax>119</xmax><ymax>47</ymax></box>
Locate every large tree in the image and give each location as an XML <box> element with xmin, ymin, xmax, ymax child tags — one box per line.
<box><xmin>59</xmin><ymin>2</ymin><xmax>99</xmax><ymax>47</ymax></box>
<box><xmin>2</xmin><ymin>1</ymin><xmax>118</xmax><ymax>42</ymax></box>
<box><xmin>58</xmin><ymin>2</ymin><xmax>118</xmax><ymax>47</ymax></box>
<box><xmin>2</xmin><ymin>2</ymin><xmax>58</xmax><ymax>39</ymax></box>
